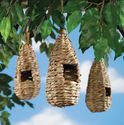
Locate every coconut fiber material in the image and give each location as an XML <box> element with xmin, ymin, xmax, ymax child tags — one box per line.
<box><xmin>14</xmin><ymin>32</ymin><xmax>40</xmax><ymax>100</ymax></box>
<box><xmin>46</xmin><ymin>29</ymin><xmax>80</xmax><ymax>107</ymax></box>
<box><xmin>86</xmin><ymin>59</ymin><xmax>112</xmax><ymax>112</ymax></box>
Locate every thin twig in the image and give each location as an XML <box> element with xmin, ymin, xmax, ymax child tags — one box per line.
<box><xmin>88</xmin><ymin>1</ymin><xmax>103</xmax><ymax>6</ymax></box>
<box><xmin>99</xmin><ymin>0</ymin><xmax>105</xmax><ymax>32</ymax></box>
<box><xmin>84</xmin><ymin>3</ymin><xmax>92</xmax><ymax>11</ymax></box>
<box><xmin>83</xmin><ymin>1</ymin><xmax>102</xmax><ymax>11</ymax></box>
<box><xmin>10</xmin><ymin>0</ymin><xmax>17</xmax><ymax>5</ymax></box>
<box><xmin>100</xmin><ymin>0</ymin><xmax>105</xmax><ymax>18</ymax></box>
<box><xmin>6</xmin><ymin>0</ymin><xmax>17</xmax><ymax>16</ymax></box>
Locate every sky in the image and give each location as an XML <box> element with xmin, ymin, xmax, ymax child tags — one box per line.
<box><xmin>3</xmin><ymin>27</ymin><xmax>124</xmax><ymax>125</ymax></box>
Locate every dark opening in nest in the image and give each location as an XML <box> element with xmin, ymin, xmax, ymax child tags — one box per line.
<box><xmin>105</xmin><ymin>87</ymin><xmax>111</xmax><ymax>96</ymax></box>
<box><xmin>21</xmin><ymin>70</ymin><xmax>33</xmax><ymax>82</ymax></box>
<box><xmin>63</xmin><ymin>64</ymin><xmax>78</xmax><ymax>82</ymax></box>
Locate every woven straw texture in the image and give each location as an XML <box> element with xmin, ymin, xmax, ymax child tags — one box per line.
<box><xmin>86</xmin><ymin>59</ymin><xmax>112</xmax><ymax>112</ymax></box>
<box><xmin>46</xmin><ymin>29</ymin><xmax>80</xmax><ymax>107</ymax></box>
<box><xmin>14</xmin><ymin>43</ymin><xmax>40</xmax><ymax>100</ymax></box>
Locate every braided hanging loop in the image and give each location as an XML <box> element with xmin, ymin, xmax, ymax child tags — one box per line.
<box><xmin>86</xmin><ymin>59</ymin><xmax>112</xmax><ymax>112</ymax></box>
<box><xmin>14</xmin><ymin>32</ymin><xmax>40</xmax><ymax>100</ymax></box>
<box><xmin>46</xmin><ymin>29</ymin><xmax>81</xmax><ymax>107</ymax></box>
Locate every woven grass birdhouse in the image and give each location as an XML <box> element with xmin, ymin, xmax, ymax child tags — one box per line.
<box><xmin>14</xmin><ymin>31</ymin><xmax>40</xmax><ymax>100</ymax></box>
<box><xmin>86</xmin><ymin>59</ymin><xmax>112</xmax><ymax>112</ymax></box>
<box><xmin>46</xmin><ymin>29</ymin><xmax>80</xmax><ymax>107</ymax></box>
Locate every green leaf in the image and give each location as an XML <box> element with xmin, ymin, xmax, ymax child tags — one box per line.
<box><xmin>14</xmin><ymin>4</ymin><xmax>24</xmax><ymax>23</ymax></box>
<box><xmin>118</xmin><ymin>1</ymin><xmax>124</xmax><ymax>27</ymax></box>
<box><xmin>0</xmin><ymin>97</ymin><xmax>14</xmax><ymax>110</ymax></box>
<box><xmin>94</xmin><ymin>38</ymin><xmax>110</xmax><ymax>60</ymax></box>
<box><xmin>103</xmin><ymin>3</ymin><xmax>120</xmax><ymax>27</ymax></box>
<box><xmin>79</xmin><ymin>8</ymin><xmax>100</xmax><ymax>53</ymax></box>
<box><xmin>40</xmin><ymin>42</ymin><xmax>47</xmax><ymax>53</ymax></box>
<box><xmin>50</xmin><ymin>31</ymin><xmax>56</xmax><ymax>39</ymax></box>
<box><xmin>3</xmin><ymin>89</ymin><xmax>12</xmax><ymax>96</ymax></box>
<box><xmin>64</xmin><ymin>0</ymin><xmax>87</xmax><ymax>13</ymax></box>
<box><xmin>52</xmin><ymin>10</ymin><xmax>65</xmax><ymax>28</ymax></box>
<box><xmin>79</xmin><ymin>33</ymin><xmax>94</xmax><ymax>53</ymax></box>
<box><xmin>11</xmin><ymin>4</ymin><xmax>24</xmax><ymax>24</ymax></box>
<box><xmin>80</xmin><ymin>8</ymin><xmax>100</xmax><ymax>32</ymax></box>
<box><xmin>0</xmin><ymin>111</ymin><xmax>10</xmax><ymax>125</ymax></box>
<box><xmin>40</xmin><ymin>20</ymin><xmax>52</xmax><ymax>39</ymax></box>
<box><xmin>104</xmin><ymin>54</ymin><xmax>109</xmax><ymax>67</ymax></box>
<box><xmin>25</xmin><ymin>101</ymin><xmax>34</xmax><ymax>108</ymax></box>
<box><xmin>1</xmin><ymin>111</ymin><xmax>10</xmax><ymax>118</ymax></box>
<box><xmin>0</xmin><ymin>73</ymin><xmax>13</xmax><ymax>83</ymax></box>
<box><xmin>0</xmin><ymin>7</ymin><xmax>6</xmax><ymax>19</ymax></box>
<box><xmin>35</xmin><ymin>33</ymin><xmax>42</xmax><ymax>42</ymax></box>
<box><xmin>40</xmin><ymin>42</ymin><xmax>54</xmax><ymax>57</ymax></box>
<box><xmin>120</xmin><ymin>14</ymin><xmax>124</xmax><ymax>27</ymax></box>
<box><xmin>0</xmin><ymin>48</ymin><xmax>13</xmax><ymax>66</ymax></box>
<box><xmin>0</xmin><ymin>63</ymin><xmax>6</xmax><ymax>72</ymax></box>
<box><xmin>0</xmin><ymin>17</ymin><xmax>11</xmax><ymax>42</ymax></box>
<box><xmin>0</xmin><ymin>96</ymin><xmax>5</xmax><ymax>111</ymax></box>
<box><xmin>67</xmin><ymin>11</ymin><xmax>82</xmax><ymax>33</ymax></box>
<box><xmin>11</xmin><ymin>94</ymin><xmax>25</xmax><ymax>106</ymax></box>
<box><xmin>0</xmin><ymin>105</ymin><xmax>5</xmax><ymax>111</ymax></box>
<box><xmin>114</xmin><ymin>39</ymin><xmax>124</xmax><ymax>59</ymax></box>
<box><xmin>45</xmin><ymin>43</ymin><xmax>54</xmax><ymax>57</ymax></box>
<box><xmin>102</xmin><ymin>26</ymin><xmax>121</xmax><ymax>59</ymax></box>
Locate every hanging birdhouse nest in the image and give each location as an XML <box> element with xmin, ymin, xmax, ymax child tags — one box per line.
<box><xmin>86</xmin><ymin>59</ymin><xmax>112</xmax><ymax>112</ymax></box>
<box><xmin>14</xmin><ymin>32</ymin><xmax>40</xmax><ymax>100</ymax></box>
<box><xmin>46</xmin><ymin>29</ymin><xmax>80</xmax><ymax>107</ymax></box>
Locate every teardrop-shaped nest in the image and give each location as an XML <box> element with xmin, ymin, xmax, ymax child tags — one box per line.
<box><xmin>86</xmin><ymin>59</ymin><xmax>112</xmax><ymax>112</ymax></box>
<box><xmin>46</xmin><ymin>29</ymin><xmax>80</xmax><ymax>107</ymax></box>
<box><xmin>14</xmin><ymin>43</ymin><xmax>40</xmax><ymax>100</ymax></box>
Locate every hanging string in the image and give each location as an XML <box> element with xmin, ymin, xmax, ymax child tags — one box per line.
<box><xmin>21</xmin><ymin>0</ymin><xmax>28</xmax><ymax>6</ymax></box>
<box><xmin>60</xmin><ymin>0</ymin><xmax>66</xmax><ymax>31</ymax></box>
<box><xmin>61</xmin><ymin>0</ymin><xmax>64</xmax><ymax>14</ymax></box>
<box><xmin>25</xmin><ymin>26</ymin><xmax>30</xmax><ymax>45</ymax></box>
<box><xmin>25</xmin><ymin>18</ymin><xmax>31</xmax><ymax>45</ymax></box>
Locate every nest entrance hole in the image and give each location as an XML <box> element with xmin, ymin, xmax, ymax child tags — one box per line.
<box><xmin>105</xmin><ymin>87</ymin><xmax>111</xmax><ymax>96</ymax></box>
<box><xmin>21</xmin><ymin>70</ymin><xmax>33</xmax><ymax>82</ymax></box>
<box><xmin>63</xmin><ymin>64</ymin><xmax>78</xmax><ymax>82</ymax></box>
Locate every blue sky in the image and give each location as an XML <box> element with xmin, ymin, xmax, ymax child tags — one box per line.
<box><xmin>3</xmin><ymin>27</ymin><xmax>124</xmax><ymax>125</ymax></box>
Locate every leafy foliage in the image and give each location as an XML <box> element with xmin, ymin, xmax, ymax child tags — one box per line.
<box><xmin>40</xmin><ymin>20</ymin><xmax>53</xmax><ymax>39</ymax></box>
<box><xmin>0</xmin><ymin>0</ymin><xmax>124</xmax><ymax>125</ymax></box>
<box><xmin>0</xmin><ymin>16</ymin><xmax>11</xmax><ymax>42</ymax></box>
<box><xmin>40</xmin><ymin>42</ymin><xmax>54</xmax><ymax>57</ymax></box>
<box><xmin>0</xmin><ymin>63</ymin><xmax>6</xmax><ymax>72</ymax></box>
<box><xmin>67</xmin><ymin>11</ymin><xmax>82</xmax><ymax>33</ymax></box>
<box><xmin>0</xmin><ymin>64</ymin><xmax>33</xmax><ymax>125</ymax></box>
